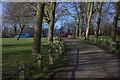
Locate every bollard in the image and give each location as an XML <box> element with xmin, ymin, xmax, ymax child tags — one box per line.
<box><xmin>49</xmin><ymin>49</ymin><xmax>53</xmax><ymax>64</ymax></box>
<box><xmin>19</xmin><ymin>63</ymin><xmax>25</xmax><ymax>80</ymax></box>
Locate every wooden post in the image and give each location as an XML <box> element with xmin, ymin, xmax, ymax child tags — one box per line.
<box><xmin>57</xmin><ymin>36</ymin><xmax>59</xmax><ymax>41</ymax></box>
<box><xmin>61</xmin><ymin>42</ymin><xmax>64</xmax><ymax>51</ymax></box>
<box><xmin>55</xmin><ymin>48</ymin><xmax>59</xmax><ymax>57</ymax></box>
<box><xmin>101</xmin><ymin>39</ymin><xmax>103</xmax><ymax>45</ymax></box>
<box><xmin>59</xmin><ymin>38</ymin><xmax>61</xmax><ymax>42</ymax></box>
<box><xmin>37</xmin><ymin>54</ymin><xmax>42</xmax><ymax>72</ymax></box>
<box><xmin>19</xmin><ymin>63</ymin><xmax>25</xmax><ymax>80</ymax></box>
<box><xmin>110</xmin><ymin>42</ymin><xmax>116</xmax><ymax>49</ymax></box>
<box><xmin>59</xmin><ymin>45</ymin><xmax>62</xmax><ymax>54</ymax></box>
<box><xmin>49</xmin><ymin>49</ymin><xmax>53</xmax><ymax>64</ymax></box>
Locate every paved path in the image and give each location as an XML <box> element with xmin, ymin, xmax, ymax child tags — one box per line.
<box><xmin>53</xmin><ymin>38</ymin><xmax>120</xmax><ymax>78</ymax></box>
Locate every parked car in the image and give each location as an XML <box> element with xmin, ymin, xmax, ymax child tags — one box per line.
<box><xmin>59</xmin><ymin>33</ymin><xmax>72</xmax><ymax>38</ymax></box>
<box><xmin>15</xmin><ymin>33</ymin><xmax>30</xmax><ymax>38</ymax></box>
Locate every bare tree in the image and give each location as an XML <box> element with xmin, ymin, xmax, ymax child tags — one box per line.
<box><xmin>3</xmin><ymin>2</ymin><xmax>34</xmax><ymax>39</ymax></box>
<box><xmin>79</xmin><ymin>3</ymin><xmax>85</xmax><ymax>38</ymax></box>
<box><xmin>110</xmin><ymin>2</ymin><xmax>119</xmax><ymax>42</ymax></box>
<box><xmin>85</xmin><ymin>2</ymin><xmax>94</xmax><ymax>40</ymax></box>
<box><xmin>32</xmin><ymin>2</ymin><xmax>45</xmax><ymax>71</ymax></box>
<box><xmin>66</xmin><ymin>2</ymin><xmax>83</xmax><ymax>38</ymax></box>
<box><xmin>43</xmin><ymin>2</ymin><xmax>67</xmax><ymax>43</ymax></box>
<box><xmin>48</xmin><ymin>2</ymin><xmax>56</xmax><ymax>43</ymax></box>
<box><xmin>95</xmin><ymin>2</ymin><xmax>110</xmax><ymax>39</ymax></box>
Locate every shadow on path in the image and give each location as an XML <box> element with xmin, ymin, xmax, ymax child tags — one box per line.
<box><xmin>52</xmin><ymin>38</ymin><xmax>120</xmax><ymax>79</ymax></box>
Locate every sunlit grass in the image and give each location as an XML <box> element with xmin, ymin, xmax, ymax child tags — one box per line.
<box><xmin>2</xmin><ymin>37</ymin><xmax>67</xmax><ymax>78</ymax></box>
<box><xmin>2</xmin><ymin>37</ymin><xmax>49</xmax><ymax>78</ymax></box>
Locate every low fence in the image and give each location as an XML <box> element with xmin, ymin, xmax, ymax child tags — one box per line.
<box><xmin>4</xmin><ymin>39</ymin><xmax>65</xmax><ymax>80</ymax></box>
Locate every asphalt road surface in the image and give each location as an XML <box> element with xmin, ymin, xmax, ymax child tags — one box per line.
<box><xmin>53</xmin><ymin>38</ymin><xmax>120</xmax><ymax>79</ymax></box>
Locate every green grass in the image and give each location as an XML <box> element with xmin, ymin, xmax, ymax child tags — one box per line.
<box><xmin>2</xmin><ymin>37</ymin><xmax>49</xmax><ymax>78</ymax></box>
<box><xmin>89</xmin><ymin>35</ymin><xmax>120</xmax><ymax>42</ymax></box>
<box><xmin>86</xmin><ymin>36</ymin><xmax>120</xmax><ymax>52</ymax></box>
<box><xmin>2</xmin><ymin>37</ymin><xmax>67</xmax><ymax>79</ymax></box>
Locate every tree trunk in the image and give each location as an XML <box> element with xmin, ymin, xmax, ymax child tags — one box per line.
<box><xmin>42</xmin><ymin>29</ymin><xmax>45</xmax><ymax>37</ymax></box>
<box><xmin>32</xmin><ymin>2</ymin><xmax>45</xmax><ymax>72</ymax></box>
<box><xmin>95</xmin><ymin>12</ymin><xmax>101</xmax><ymax>39</ymax></box>
<box><xmin>60</xmin><ymin>28</ymin><xmax>61</xmax><ymax>35</ymax></box>
<box><xmin>95</xmin><ymin>2</ymin><xmax>102</xmax><ymax>39</ymax></box>
<box><xmin>32</xmin><ymin>2</ymin><xmax>45</xmax><ymax>55</ymax></box>
<box><xmin>110</xmin><ymin>2</ymin><xmax>119</xmax><ymax>42</ymax></box>
<box><xmin>85</xmin><ymin>2</ymin><xmax>94</xmax><ymax>40</ymax></box>
<box><xmin>48</xmin><ymin>2</ymin><xmax>56</xmax><ymax>43</ymax></box>
<box><xmin>79</xmin><ymin>13</ymin><xmax>84</xmax><ymax>38</ymax></box>
<box><xmin>14</xmin><ymin>26</ymin><xmax>17</xmax><ymax>37</ymax></box>
<box><xmin>68</xmin><ymin>28</ymin><xmax>70</xmax><ymax>33</ymax></box>
<box><xmin>76</xmin><ymin>17</ymin><xmax>80</xmax><ymax>38</ymax></box>
<box><xmin>17</xmin><ymin>25</ymin><xmax>24</xmax><ymax>40</ymax></box>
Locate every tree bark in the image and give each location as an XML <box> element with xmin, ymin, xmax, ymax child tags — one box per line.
<box><xmin>110</xmin><ymin>2</ymin><xmax>119</xmax><ymax>42</ymax></box>
<box><xmin>95</xmin><ymin>12</ymin><xmax>101</xmax><ymax>39</ymax></box>
<box><xmin>95</xmin><ymin>2</ymin><xmax>102</xmax><ymax>39</ymax></box>
<box><xmin>17</xmin><ymin>25</ymin><xmax>25</xmax><ymax>40</ymax></box>
<box><xmin>14</xmin><ymin>26</ymin><xmax>17</xmax><ymax>37</ymax></box>
<box><xmin>32</xmin><ymin>2</ymin><xmax>45</xmax><ymax>72</ymax></box>
<box><xmin>76</xmin><ymin>16</ymin><xmax>80</xmax><ymax>38</ymax></box>
<box><xmin>32</xmin><ymin>2</ymin><xmax>45</xmax><ymax>55</ymax></box>
<box><xmin>68</xmin><ymin>28</ymin><xmax>70</xmax><ymax>33</ymax></box>
<box><xmin>48</xmin><ymin>2</ymin><xmax>56</xmax><ymax>43</ymax></box>
<box><xmin>85</xmin><ymin>2</ymin><xmax>94</xmax><ymax>40</ymax></box>
<box><xmin>79</xmin><ymin>13</ymin><xmax>84</xmax><ymax>38</ymax></box>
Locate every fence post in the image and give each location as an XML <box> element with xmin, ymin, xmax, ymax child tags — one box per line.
<box><xmin>49</xmin><ymin>49</ymin><xmax>53</xmax><ymax>64</ymax></box>
<box><xmin>59</xmin><ymin>45</ymin><xmax>62</xmax><ymax>54</ymax></box>
<box><xmin>57</xmin><ymin>36</ymin><xmax>59</xmax><ymax>41</ymax></box>
<box><xmin>19</xmin><ymin>63</ymin><xmax>25</xmax><ymax>80</ymax></box>
<box><xmin>59</xmin><ymin>38</ymin><xmax>61</xmax><ymax>42</ymax></box>
<box><xmin>37</xmin><ymin>54</ymin><xmax>42</xmax><ymax>72</ymax></box>
<box><xmin>55</xmin><ymin>48</ymin><xmax>59</xmax><ymax>57</ymax></box>
<box><xmin>61</xmin><ymin>41</ymin><xmax>64</xmax><ymax>48</ymax></box>
<box><xmin>110</xmin><ymin>42</ymin><xmax>113</xmax><ymax>49</ymax></box>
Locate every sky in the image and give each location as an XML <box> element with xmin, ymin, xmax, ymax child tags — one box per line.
<box><xmin>0</xmin><ymin>0</ymin><xmax>119</xmax><ymax>2</ymax></box>
<box><xmin>1</xmin><ymin>2</ymin><xmax>120</xmax><ymax>31</ymax></box>
<box><xmin>0</xmin><ymin>2</ymin><xmax>2</xmax><ymax>37</ymax></box>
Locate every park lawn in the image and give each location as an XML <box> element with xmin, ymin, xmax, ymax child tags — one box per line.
<box><xmin>2</xmin><ymin>37</ymin><xmax>49</xmax><ymax>78</ymax></box>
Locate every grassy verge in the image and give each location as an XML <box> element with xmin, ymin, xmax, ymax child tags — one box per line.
<box><xmin>2</xmin><ymin>37</ymin><xmax>67</xmax><ymax>79</ymax></box>
<box><xmin>2</xmin><ymin>37</ymin><xmax>49</xmax><ymax>78</ymax></box>
<box><xmin>33</xmin><ymin>44</ymin><xmax>68</xmax><ymax>78</ymax></box>
<box><xmin>89</xmin><ymin>35</ymin><xmax>120</xmax><ymax>42</ymax></box>
<box><xmin>77</xmin><ymin>36</ymin><xmax>120</xmax><ymax>56</ymax></box>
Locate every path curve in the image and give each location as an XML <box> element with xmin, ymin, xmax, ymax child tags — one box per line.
<box><xmin>53</xmin><ymin>38</ymin><xmax>120</xmax><ymax>78</ymax></box>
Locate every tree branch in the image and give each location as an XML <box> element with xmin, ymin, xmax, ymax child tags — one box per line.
<box><xmin>65</xmin><ymin>9</ymin><xmax>77</xmax><ymax>22</ymax></box>
<box><xmin>101</xmin><ymin>3</ymin><xmax>110</xmax><ymax>17</ymax></box>
<box><xmin>30</xmin><ymin>2</ymin><xmax>38</xmax><ymax>11</ymax></box>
